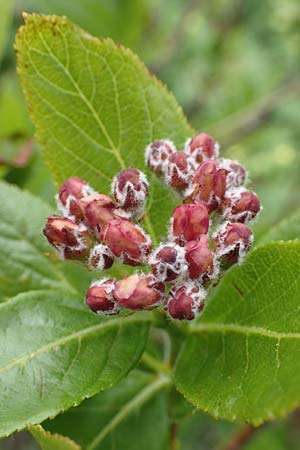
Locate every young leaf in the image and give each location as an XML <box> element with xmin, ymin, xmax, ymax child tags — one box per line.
<box><xmin>15</xmin><ymin>14</ymin><xmax>192</xmax><ymax>240</ymax></box>
<box><xmin>175</xmin><ymin>242</ymin><xmax>300</xmax><ymax>424</ymax></box>
<box><xmin>0</xmin><ymin>290</ymin><xmax>150</xmax><ymax>438</ymax></box>
<box><xmin>45</xmin><ymin>370</ymin><xmax>171</xmax><ymax>450</ymax></box>
<box><xmin>30</xmin><ymin>425</ymin><xmax>81</xmax><ymax>450</ymax></box>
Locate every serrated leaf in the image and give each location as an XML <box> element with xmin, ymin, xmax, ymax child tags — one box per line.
<box><xmin>15</xmin><ymin>14</ymin><xmax>192</xmax><ymax>240</ymax></box>
<box><xmin>0</xmin><ymin>290</ymin><xmax>150</xmax><ymax>438</ymax></box>
<box><xmin>45</xmin><ymin>370</ymin><xmax>171</xmax><ymax>450</ymax></box>
<box><xmin>30</xmin><ymin>425</ymin><xmax>81</xmax><ymax>450</ymax></box>
<box><xmin>175</xmin><ymin>242</ymin><xmax>300</xmax><ymax>424</ymax></box>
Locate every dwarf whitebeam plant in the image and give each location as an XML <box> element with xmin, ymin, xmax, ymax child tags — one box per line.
<box><xmin>44</xmin><ymin>132</ymin><xmax>261</xmax><ymax>321</ymax></box>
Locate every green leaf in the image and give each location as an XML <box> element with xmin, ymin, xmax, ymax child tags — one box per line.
<box><xmin>0</xmin><ymin>0</ymin><xmax>12</xmax><ymax>63</ymax></box>
<box><xmin>175</xmin><ymin>242</ymin><xmax>300</xmax><ymax>424</ymax></box>
<box><xmin>0</xmin><ymin>290</ymin><xmax>150</xmax><ymax>438</ymax></box>
<box><xmin>15</xmin><ymin>13</ymin><xmax>192</xmax><ymax>240</ymax></box>
<box><xmin>30</xmin><ymin>425</ymin><xmax>81</xmax><ymax>450</ymax></box>
<box><xmin>45</xmin><ymin>370</ymin><xmax>171</xmax><ymax>450</ymax></box>
<box><xmin>258</xmin><ymin>209</ymin><xmax>300</xmax><ymax>245</ymax></box>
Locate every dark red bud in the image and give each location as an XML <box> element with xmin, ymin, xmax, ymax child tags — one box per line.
<box><xmin>150</xmin><ymin>243</ymin><xmax>187</xmax><ymax>282</ymax></box>
<box><xmin>165</xmin><ymin>152</ymin><xmax>191</xmax><ymax>190</ymax></box>
<box><xmin>188</xmin><ymin>160</ymin><xmax>226</xmax><ymax>211</ymax></box>
<box><xmin>213</xmin><ymin>222</ymin><xmax>253</xmax><ymax>264</ymax></box>
<box><xmin>185</xmin><ymin>236</ymin><xmax>215</xmax><ymax>280</ymax></box>
<box><xmin>220</xmin><ymin>189</ymin><xmax>260</xmax><ymax>223</ymax></box>
<box><xmin>114</xmin><ymin>274</ymin><xmax>164</xmax><ymax>310</ymax></box>
<box><xmin>85</xmin><ymin>279</ymin><xmax>119</xmax><ymax>315</ymax></box>
<box><xmin>185</xmin><ymin>132</ymin><xmax>219</xmax><ymax>164</ymax></box>
<box><xmin>167</xmin><ymin>282</ymin><xmax>206</xmax><ymax>320</ymax></box>
<box><xmin>99</xmin><ymin>219</ymin><xmax>152</xmax><ymax>266</ymax></box>
<box><xmin>57</xmin><ymin>177</ymin><xmax>95</xmax><ymax>220</ymax></box>
<box><xmin>43</xmin><ymin>215</ymin><xmax>89</xmax><ymax>260</ymax></box>
<box><xmin>80</xmin><ymin>194</ymin><xmax>117</xmax><ymax>235</ymax></box>
<box><xmin>170</xmin><ymin>202</ymin><xmax>209</xmax><ymax>244</ymax></box>
<box><xmin>88</xmin><ymin>244</ymin><xmax>114</xmax><ymax>271</ymax></box>
<box><xmin>145</xmin><ymin>140</ymin><xmax>175</xmax><ymax>173</ymax></box>
<box><xmin>219</xmin><ymin>159</ymin><xmax>247</xmax><ymax>189</ymax></box>
<box><xmin>112</xmin><ymin>168</ymin><xmax>149</xmax><ymax>215</ymax></box>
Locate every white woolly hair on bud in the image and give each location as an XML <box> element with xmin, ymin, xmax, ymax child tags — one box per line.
<box><xmin>164</xmin><ymin>157</ymin><xmax>191</xmax><ymax>190</ymax></box>
<box><xmin>54</xmin><ymin>223</ymin><xmax>89</xmax><ymax>260</ymax></box>
<box><xmin>149</xmin><ymin>242</ymin><xmax>188</xmax><ymax>283</ymax></box>
<box><xmin>89</xmin><ymin>278</ymin><xmax>120</xmax><ymax>315</ymax></box>
<box><xmin>221</xmin><ymin>187</ymin><xmax>260</xmax><ymax>224</ymax></box>
<box><xmin>116</xmin><ymin>222</ymin><xmax>152</xmax><ymax>266</ymax></box>
<box><xmin>111</xmin><ymin>170</ymin><xmax>149</xmax><ymax>215</ymax></box>
<box><xmin>144</xmin><ymin>139</ymin><xmax>176</xmax><ymax>171</ymax></box>
<box><xmin>218</xmin><ymin>158</ymin><xmax>248</xmax><ymax>189</ymax></box>
<box><xmin>184</xmin><ymin>137</ymin><xmax>220</xmax><ymax>161</ymax></box>
<box><xmin>55</xmin><ymin>193</ymin><xmax>77</xmax><ymax>220</ymax></box>
<box><xmin>213</xmin><ymin>221</ymin><xmax>253</xmax><ymax>264</ymax></box>
<box><xmin>81</xmin><ymin>183</ymin><xmax>97</xmax><ymax>197</ymax></box>
<box><xmin>168</xmin><ymin>280</ymin><xmax>207</xmax><ymax>319</ymax></box>
<box><xmin>88</xmin><ymin>244</ymin><xmax>114</xmax><ymax>271</ymax></box>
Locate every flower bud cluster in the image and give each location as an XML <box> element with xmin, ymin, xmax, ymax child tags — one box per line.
<box><xmin>43</xmin><ymin>132</ymin><xmax>260</xmax><ymax>321</ymax></box>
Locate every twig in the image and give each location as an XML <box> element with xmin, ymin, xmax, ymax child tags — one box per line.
<box><xmin>221</xmin><ymin>424</ymin><xmax>259</xmax><ymax>450</ymax></box>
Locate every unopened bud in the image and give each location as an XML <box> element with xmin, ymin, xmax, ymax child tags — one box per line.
<box><xmin>185</xmin><ymin>132</ymin><xmax>219</xmax><ymax>166</ymax></box>
<box><xmin>150</xmin><ymin>243</ymin><xmax>187</xmax><ymax>282</ymax></box>
<box><xmin>99</xmin><ymin>219</ymin><xmax>152</xmax><ymax>266</ymax></box>
<box><xmin>167</xmin><ymin>282</ymin><xmax>206</xmax><ymax>320</ymax></box>
<box><xmin>170</xmin><ymin>202</ymin><xmax>209</xmax><ymax>244</ymax></box>
<box><xmin>145</xmin><ymin>140</ymin><xmax>175</xmax><ymax>173</ymax></box>
<box><xmin>88</xmin><ymin>244</ymin><xmax>114</xmax><ymax>271</ymax></box>
<box><xmin>80</xmin><ymin>194</ymin><xmax>117</xmax><ymax>236</ymax></box>
<box><xmin>57</xmin><ymin>177</ymin><xmax>95</xmax><ymax>220</ymax></box>
<box><xmin>85</xmin><ymin>279</ymin><xmax>119</xmax><ymax>315</ymax></box>
<box><xmin>187</xmin><ymin>160</ymin><xmax>227</xmax><ymax>211</ymax></box>
<box><xmin>112</xmin><ymin>168</ymin><xmax>149</xmax><ymax>216</ymax></box>
<box><xmin>219</xmin><ymin>158</ymin><xmax>247</xmax><ymax>189</ymax></box>
<box><xmin>220</xmin><ymin>188</ymin><xmax>260</xmax><ymax>223</ymax></box>
<box><xmin>114</xmin><ymin>274</ymin><xmax>164</xmax><ymax>310</ymax></box>
<box><xmin>213</xmin><ymin>222</ymin><xmax>253</xmax><ymax>264</ymax></box>
<box><xmin>165</xmin><ymin>152</ymin><xmax>191</xmax><ymax>190</ymax></box>
<box><xmin>43</xmin><ymin>215</ymin><xmax>89</xmax><ymax>260</ymax></box>
<box><xmin>185</xmin><ymin>236</ymin><xmax>216</xmax><ymax>280</ymax></box>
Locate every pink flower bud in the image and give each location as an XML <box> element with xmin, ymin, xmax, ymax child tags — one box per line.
<box><xmin>150</xmin><ymin>243</ymin><xmax>187</xmax><ymax>282</ymax></box>
<box><xmin>99</xmin><ymin>219</ymin><xmax>152</xmax><ymax>266</ymax></box>
<box><xmin>112</xmin><ymin>168</ymin><xmax>149</xmax><ymax>216</ymax></box>
<box><xmin>43</xmin><ymin>215</ymin><xmax>89</xmax><ymax>260</ymax></box>
<box><xmin>85</xmin><ymin>279</ymin><xmax>119</xmax><ymax>315</ymax></box>
<box><xmin>57</xmin><ymin>177</ymin><xmax>95</xmax><ymax>220</ymax></box>
<box><xmin>80</xmin><ymin>194</ymin><xmax>117</xmax><ymax>236</ymax></box>
<box><xmin>220</xmin><ymin>188</ymin><xmax>261</xmax><ymax>223</ymax></box>
<box><xmin>213</xmin><ymin>222</ymin><xmax>253</xmax><ymax>264</ymax></box>
<box><xmin>185</xmin><ymin>132</ymin><xmax>219</xmax><ymax>165</ymax></box>
<box><xmin>114</xmin><ymin>274</ymin><xmax>165</xmax><ymax>310</ymax></box>
<box><xmin>170</xmin><ymin>202</ymin><xmax>209</xmax><ymax>245</ymax></box>
<box><xmin>187</xmin><ymin>160</ymin><xmax>227</xmax><ymax>211</ymax></box>
<box><xmin>219</xmin><ymin>158</ymin><xmax>247</xmax><ymax>189</ymax></box>
<box><xmin>167</xmin><ymin>282</ymin><xmax>207</xmax><ymax>320</ymax></box>
<box><xmin>165</xmin><ymin>152</ymin><xmax>191</xmax><ymax>190</ymax></box>
<box><xmin>185</xmin><ymin>236</ymin><xmax>216</xmax><ymax>280</ymax></box>
<box><xmin>88</xmin><ymin>244</ymin><xmax>114</xmax><ymax>271</ymax></box>
<box><xmin>145</xmin><ymin>140</ymin><xmax>175</xmax><ymax>173</ymax></box>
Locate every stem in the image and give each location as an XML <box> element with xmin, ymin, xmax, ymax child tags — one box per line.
<box><xmin>141</xmin><ymin>352</ymin><xmax>171</xmax><ymax>374</ymax></box>
<box><xmin>221</xmin><ymin>425</ymin><xmax>260</xmax><ymax>450</ymax></box>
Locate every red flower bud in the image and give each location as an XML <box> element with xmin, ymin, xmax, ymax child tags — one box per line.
<box><xmin>85</xmin><ymin>279</ymin><xmax>119</xmax><ymax>315</ymax></box>
<box><xmin>112</xmin><ymin>168</ymin><xmax>149</xmax><ymax>216</ymax></box>
<box><xmin>99</xmin><ymin>219</ymin><xmax>152</xmax><ymax>266</ymax></box>
<box><xmin>185</xmin><ymin>236</ymin><xmax>216</xmax><ymax>280</ymax></box>
<box><xmin>170</xmin><ymin>202</ymin><xmax>209</xmax><ymax>244</ymax></box>
<box><xmin>219</xmin><ymin>158</ymin><xmax>247</xmax><ymax>189</ymax></box>
<box><xmin>150</xmin><ymin>243</ymin><xmax>187</xmax><ymax>282</ymax></box>
<box><xmin>167</xmin><ymin>282</ymin><xmax>206</xmax><ymax>320</ymax></box>
<box><xmin>185</xmin><ymin>132</ymin><xmax>219</xmax><ymax>165</ymax></box>
<box><xmin>114</xmin><ymin>274</ymin><xmax>164</xmax><ymax>310</ymax></box>
<box><xmin>213</xmin><ymin>222</ymin><xmax>253</xmax><ymax>264</ymax></box>
<box><xmin>145</xmin><ymin>140</ymin><xmax>175</xmax><ymax>173</ymax></box>
<box><xmin>57</xmin><ymin>177</ymin><xmax>95</xmax><ymax>220</ymax></box>
<box><xmin>43</xmin><ymin>215</ymin><xmax>89</xmax><ymax>260</ymax></box>
<box><xmin>165</xmin><ymin>152</ymin><xmax>191</xmax><ymax>190</ymax></box>
<box><xmin>80</xmin><ymin>194</ymin><xmax>117</xmax><ymax>236</ymax></box>
<box><xmin>88</xmin><ymin>244</ymin><xmax>114</xmax><ymax>271</ymax></box>
<box><xmin>187</xmin><ymin>160</ymin><xmax>227</xmax><ymax>211</ymax></box>
<box><xmin>220</xmin><ymin>188</ymin><xmax>260</xmax><ymax>223</ymax></box>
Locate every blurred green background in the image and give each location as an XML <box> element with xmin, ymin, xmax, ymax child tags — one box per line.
<box><xmin>1</xmin><ymin>0</ymin><xmax>300</xmax><ymax>449</ymax></box>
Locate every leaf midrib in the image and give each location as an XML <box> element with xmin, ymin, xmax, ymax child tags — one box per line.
<box><xmin>191</xmin><ymin>322</ymin><xmax>300</xmax><ymax>339</ymax></box>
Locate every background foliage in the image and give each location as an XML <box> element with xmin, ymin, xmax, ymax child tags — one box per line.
<box><xmin>1</xmin><ymin>1</ymin><xmax>300</xmax><ymax>449</ymax></box>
